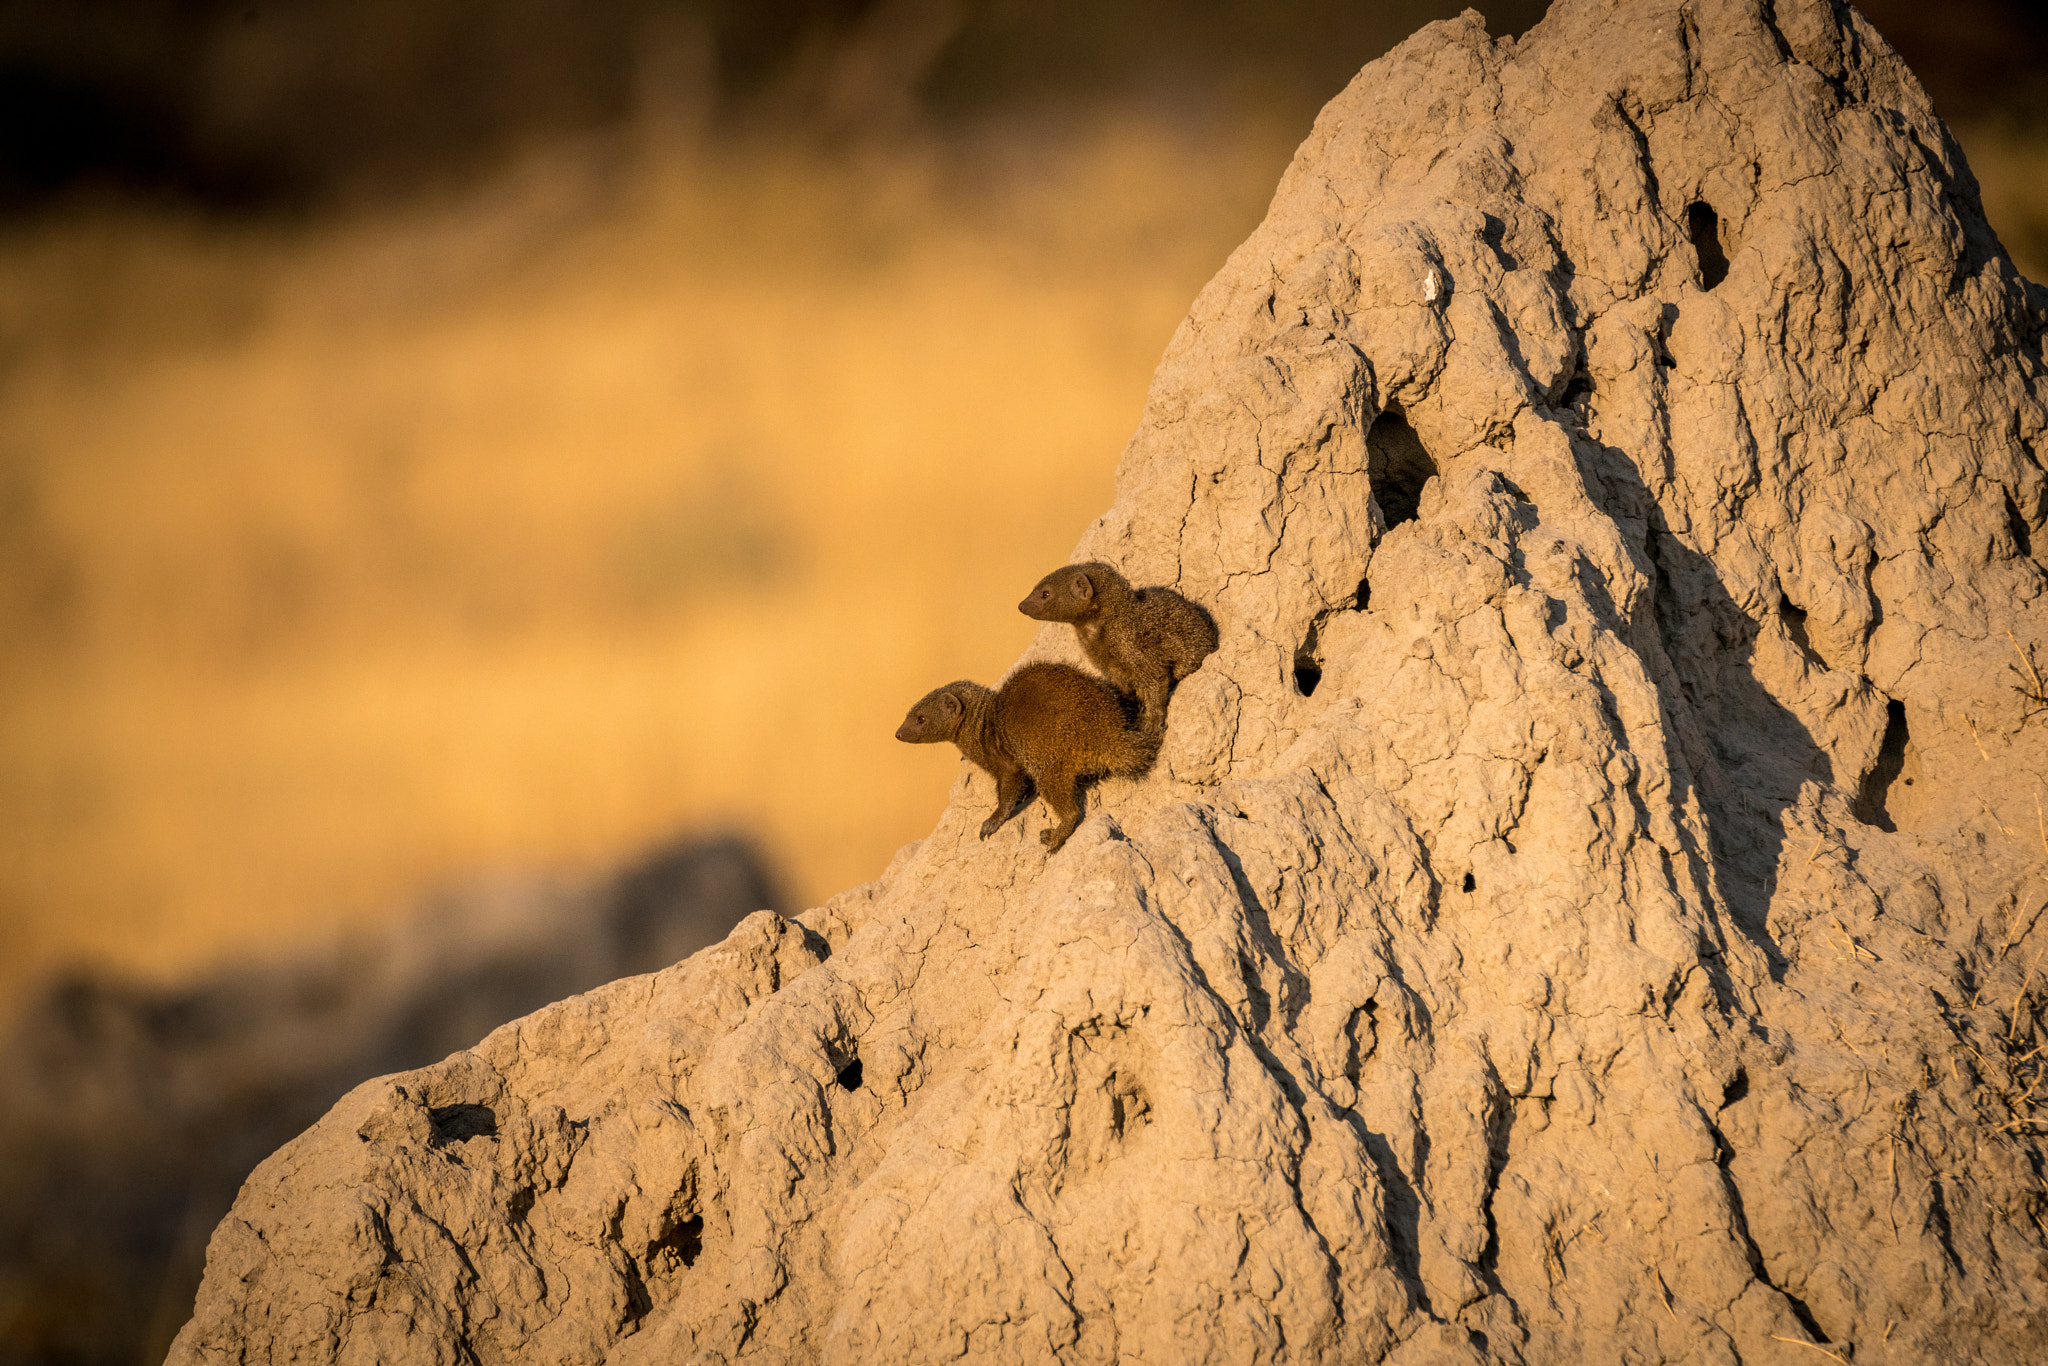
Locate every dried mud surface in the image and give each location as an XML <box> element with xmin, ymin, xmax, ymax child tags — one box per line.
<box><xmin>171</xmin><ymin>2</ymin><xmax>2048</xmax><ymax>1362</ymax></box>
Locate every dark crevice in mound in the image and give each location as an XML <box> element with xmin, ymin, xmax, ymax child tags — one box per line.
<box><xmin>1853</xmin><ymin>699</ymin><xmax>1911</xmax><ymax>832</ymax></box>
<box><xmin>1481</xmin><ymin>212</ymin><xmax>1520</xmax><ymax>270</ymax></box>
<box><xmin>1654</xmin><ymin>302</ymin><xmax>1680</xmax><ymax>369</ymax></box>
<box><xmin>835</xmin><ymin>1057</ymin><xmax>864</xmax><ymax>1092</ymax></box>
<box><xmin>1720</xmin><ymin>1067</ymin><xmax>1749</xmax><ymax>1110</ymax></box>
<box><xmin>428</xmin><ymin>1104</ymin><xmax>498</xmax><ymax>1145</ymax></box>
<box><xmin>1473</xmin><ymin>1081</ymin><xmax>1521</xmax><ymax>1330</ymax></box>
<box><xmin>659</xmin><ymin>1215</ymin><xmax>704</xmax><ymax>1270</ymax></box>
<box><xmin>1560</xmin><ymin>365</ymin><xmax>1594</xmax><ymax>413</ymax></box>
<box><xmin>1757</xmin><ymin>1</ymin><xmax>1798</xmax><ymax>62</ymax></box>
<box><xmin>1109</xmin><ymin>1079</ymin><xmax>1152</xmax><ymax>1138</ymax></box>
<box><xmin>1367</xmin><ymin>408</ymin><xmax>1438</xmax><ymax>530</ymax></box>
<box><xmin>2008</xmin><ymin>491</ymin><xmax>2037</xmax><ymax>560</ymax></box>
<box><xmin>1550</xmin><ymin>338</ymin><xmax>1589</xmax><ymax>411</ymax></box>
<box><xmin>1687</xmin><ymin>201</ymin><xmax>1730</xmax><ymax>290</ymax></box>
<box><xmin>1709</xmin><ymin>1116</ymin><xmax>1835</xmax><ymax>1345</ymax></box>
<box><xmin>1926</xmin><ymin>1178</ymin><xmax>1965</xmax><ymax>1272</ymax></box>
<box><xmin>623</xmin><ymin>1215</ymin><xmax>706</xmax><ymax>1326</ymax></box>
<box><xmin>1779</xmin><ymin>593</ymin><xmax>1829</xmax><ymax>670</ymax></box>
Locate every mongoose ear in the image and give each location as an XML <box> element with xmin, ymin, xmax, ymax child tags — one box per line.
<box><xmin>1070</xmin><ymin>569</ymin><xmax>1095</xmax><ymax>600</ymax></box>
<box><xmin>938</xmin><ymin>690</ymin><xmax>963</xmax><ymax>718</ymax></box>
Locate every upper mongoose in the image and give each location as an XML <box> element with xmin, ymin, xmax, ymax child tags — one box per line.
<box><xmin>895</xmin><ymin>662</ymin><xmax>1159</xmax><ymax>852</ymax></box>
<box><xmin>1018</xmin><ymin>562</ymin><xmax>1218</xmax><ymax>736</ymax></box>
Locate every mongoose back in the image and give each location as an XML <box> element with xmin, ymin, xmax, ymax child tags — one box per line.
<box><xmin>895</xmin><ymin>662</ymin><xmax>1159</xmax><ymax>852</ymax></box>
<box><xmin>1018</xmin><ymin>562</ymin><xmax>1218</xmax><ymax>735</ymax></box>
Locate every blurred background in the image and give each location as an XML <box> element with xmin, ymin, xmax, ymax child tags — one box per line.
<box><xmin>0</xmin><ymin>2</ymin><xmax>2042</xmax><ymax>1362</ymax></box>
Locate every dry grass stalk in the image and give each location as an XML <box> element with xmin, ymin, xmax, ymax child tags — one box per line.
<box><xmin>1981</xmin><ymin>796</ymin><xmax>2014</xmax><ymax>836</ymax></box>
<box><xmin>1653</xmin><ymin>1268</ymin><xmax>1679</xmax><ymax>1321</ymax></box>
<box><xmin>1965</xmin><ymin>712</ymin><xmax>1992</xmax><ymax>760</ymax></box>
<box><xmin>1769</xmin><ymin>1334</ymin><xmax>1853</xmax><ymax>1364</ymax></box>
<box><xmin>1832</xmin><ymin>916</ymin><xmax>1876</xmax><ymax>961</ymax></box>
<box><xmin>2008</xmin><ymin>946</ymin><xmax>2045</xmax><ymax>1043</ymax></box>
<box><xmin>2012</xmin><ymin>630</ymin><xmax>2048</xmax><ymax>722</ymax></box>
<box><xmin>1883</xmin><ymin>1318</ymin><xmax>1896</xmax><ymax>1342</ymax></box>
<box><xmin>1999</xmin><ymin>894</ymin><xmax>2046</xmax><ymax>960</ymax></box>
<box><xmin>1886</xmin><ymin>1134</ymin><xmax>1900</xmax><ymax>1238</ymax></box>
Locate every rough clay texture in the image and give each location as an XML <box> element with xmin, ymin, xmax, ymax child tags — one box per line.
<box><xmin>172</xmin><ymin>3</ymin><xmax>2048</xmax><ymax>1363</ymax></box>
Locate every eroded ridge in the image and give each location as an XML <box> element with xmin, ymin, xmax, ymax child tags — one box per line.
<box><xmin>174</xmin><ymin>2</ymin><xmax>2048</xmax><ymax>1362</ymax></box>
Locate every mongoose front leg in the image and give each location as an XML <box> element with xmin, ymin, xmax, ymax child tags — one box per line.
<box><xmin>982</xmin><ymin>762</ymin><xmax>1031</xmax><ymax>839</ymax></box>
<box><xmin>1039</xmin><ymin>767</ymin><xmax>1084</xmax><ymax>852</ymax></box>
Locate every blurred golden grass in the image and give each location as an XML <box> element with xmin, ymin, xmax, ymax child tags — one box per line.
<box><xmin>1</xmin><ymin>111</ymin><xmax>2042</xmax><ymax>1006</ymax></box>
<box><xmin>1958</xmin><ymin>121</ymin><xmax>2048</xmax><ymax>285</ymax></box>
<box><xmin>0</xmin><ymin>116</ymin><xmax>1294</xmax><ymax>1000</ymax></box>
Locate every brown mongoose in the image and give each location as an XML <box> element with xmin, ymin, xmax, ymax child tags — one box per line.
<box><xmin>1018</xmin><ymin>562</ymin><xmax>1218</xmax><ymax>736</ymax></box>
<box><xmin>895</xmin><ymin>662</ymin><xmax>1159</xmax><ymax>852</ymax></box>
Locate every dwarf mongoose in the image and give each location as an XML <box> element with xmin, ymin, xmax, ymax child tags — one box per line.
<box><xmin>895</xmin><ymin>662</ymin><xmax>1159</xmax><ymax>852</ymax></box>
<box><xmin>1018</xmin><ymin>562</ymin><xmax>1218</xmax><ymax>735</ymax></box>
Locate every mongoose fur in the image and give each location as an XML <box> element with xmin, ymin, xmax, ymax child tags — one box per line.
<box><xmin>895</xmin><ymin>662</ymin><xmax>1159</xmax><ymax>852</ymax></box>
<box><xmin>1018</xmin><ymin>562</ymin><xmax>1218</xmax><ymax>735</ymax></box>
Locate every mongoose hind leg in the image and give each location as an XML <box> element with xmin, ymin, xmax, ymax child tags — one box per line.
<box><xmin>981</xmin><ymin>762</ymin><xmax>1032</xmax><ymax>840</ymax></box>
<box><xmin>1038</xmin><ymin>765</ymin><xmax>1085</xmax><ymax>852</ymax></box>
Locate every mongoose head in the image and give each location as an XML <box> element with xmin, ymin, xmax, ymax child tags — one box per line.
<box><xmin>1019</xmin><ymin>563</ymin><xmax>1109</xmax><ymax>622</ymax></box>
<box><xmin>895</xmin><ymin>682</ymin><xmax>979</xmax><ymax>743</ymax></box>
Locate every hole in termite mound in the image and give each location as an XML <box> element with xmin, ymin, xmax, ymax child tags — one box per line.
<box><xmin>836</xmin><ymin>1057</ymin><xmax>864</xmax><ymax>1092</ymax></box>
<box><xmin>428</xmin><ymin>1104</ymin><xmax>497</xmax><ymax>1144</ymax></box>
<box><xmin>1367</xmin><ymin>409</ymin><xmax>1439</xmax><ymax>530</ymax></box>
<box><xmin>651</xmin><ymin>1215</ymin><xmax>703</xmax><ymax>1270</ymax></box>
<box><xmin>1851</xmin><ymin>698</ymin><xmax>1910</xmax><ymax>832</ymax></box>
<box><xmin>1686</xmin><ymin>201</ymin><xmax>1730</xmax><ymax>289</ymax></box>
<box><xmin>1462</xmin><ymin>872</ymin><xmax>1476</xmax><ymax>894</ymax></box>
<box><xmin>1294</xmin><ymin>577</ymin><xmax>1373</xmax><ymax>696</ymax></box>
<box><xmin>1294</xmin><ymin>613</ymin><xmax>1325</xmax><ymax>696</ymax></box>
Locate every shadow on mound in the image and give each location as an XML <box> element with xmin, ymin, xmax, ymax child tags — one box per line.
<box><xmin>1579</xmin><ymin>437</ymin><xmax>1833</xmax><ymax>984</ymax></box>
<box><xmin>0</xmin><ymin>834</ymin><xmax>780</xmax><ymax>1366</ymax></box>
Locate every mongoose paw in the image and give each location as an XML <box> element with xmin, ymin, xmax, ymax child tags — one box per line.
<box><xmin>1040</xmin><ymin>827</ymin><xmax>1071</xmax><ymax>852</ymax></box>
<box><xmin>978</xmin><ymin>818</ymin><xmax>1002</xmax><ymax>840</ymax></box>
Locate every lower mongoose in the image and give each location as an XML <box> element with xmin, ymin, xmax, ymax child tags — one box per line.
<box><xmin>1018</xmin><ymin>562</ymin><xmax>1218</xmax><ymax>736</ymax></box>
<box><xmin>895</xmin><ymin>662</ymin><xmax>1160</xmax><ymax>852</ymax></box>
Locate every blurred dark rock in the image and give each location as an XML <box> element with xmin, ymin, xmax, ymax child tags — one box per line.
<box><xmin>0</xmin><ymin>834</ymin><xmax>777</xmax><ymax>1366</ymax></box>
